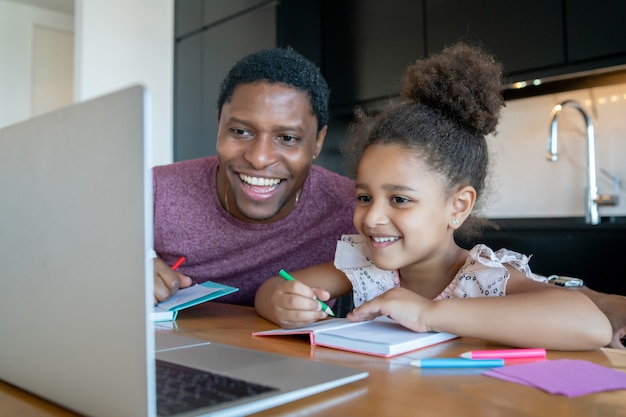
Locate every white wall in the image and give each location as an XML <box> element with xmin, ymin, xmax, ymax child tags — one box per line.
<box><xmin>75</xmin><ymin>0</ymin><xmax>174</xmax><ymax>166</ymax></box>
<box><xmin>485</xmin><ymin>82</ymin><xmax>626</xmax><ymax>219</ymax></box>
<box><xmin>0</xmin><ymin>0</ymin><xmax>73</xmax><ymax>127</ymax></box>
<box><xmin>32</xmin><ymin>25</ymin><xmax>74</xmax><ymax>115</ymax></box>
<box><xmin>0</xmin><ymin>0</ymin><xmax>174</xmax><ymax>167</ymax></box>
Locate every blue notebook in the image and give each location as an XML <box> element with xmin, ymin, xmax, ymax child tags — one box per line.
<box><xmin>152</xmin><ymin>281</ymin><xmax>238</xmax><ymax>321</ymax></box>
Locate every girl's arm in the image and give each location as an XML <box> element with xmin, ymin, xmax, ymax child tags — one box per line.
<box><xmin>255</xmin><ymin>262</ymin><xmax>352</xmax><ymax>328</ymax></box>
<box><xmin>348</xmin><ymin>267</ymin><xmax>612</xmax><ymax>350</ymax></box>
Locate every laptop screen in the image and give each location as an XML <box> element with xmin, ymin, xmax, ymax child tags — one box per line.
<box><xmin>0</xmin><ymin>86</ymin><xmax>156</xmax><ymax>416</ymax></box>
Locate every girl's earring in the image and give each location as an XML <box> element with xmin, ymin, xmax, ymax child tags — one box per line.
<box><xmin>451</xmin><ymin>218</ymin><xmax>460</xmax><ymax>226</ymax></box>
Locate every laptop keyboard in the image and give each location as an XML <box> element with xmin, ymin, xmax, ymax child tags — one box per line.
<box><xmin>156</xmin><ymin>359</ymin><xmax>278</xmax><ymax>416</ymax></box>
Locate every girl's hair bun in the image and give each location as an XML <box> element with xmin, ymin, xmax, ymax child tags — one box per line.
<box><xmin>401</xmin><ymin>42</ymin><xmax>504</xmax><ymax>137</ymax></box>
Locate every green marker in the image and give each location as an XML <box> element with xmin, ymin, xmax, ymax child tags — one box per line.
<box><xmin>278</xmin><ymin>269</ymin><xmax>335</xmax><ymax>317</ymax></box>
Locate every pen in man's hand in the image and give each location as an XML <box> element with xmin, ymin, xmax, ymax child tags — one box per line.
<box><xmin>171</xmin><ymin>256</ymin><xmax>186</xmax><ymax>271</ymax></box>
<box><xmin>278</xmin><ymin>269</ymin><xmax>335</xmax><ymax>316</ymax></box>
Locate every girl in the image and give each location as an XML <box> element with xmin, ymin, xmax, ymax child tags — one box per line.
<box><xmin>255</xmin><ymin>43</ymin><xmax>612</xmax><ymax>350</ymax></box>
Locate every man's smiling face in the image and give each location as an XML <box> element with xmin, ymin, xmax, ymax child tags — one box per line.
<box><xmin>215</xmin><ymin>82</ymin><xmax>326</xmax><ymax>223</ymax></box>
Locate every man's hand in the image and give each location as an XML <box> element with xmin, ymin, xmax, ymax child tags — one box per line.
<box><xmin>153</xmin><ymin>257</ymin><xmax>193</xmax><ymax>305</ymax></box>
<box><xmin>580</xmin><ymin>287</ymin><xmax>626</xmax><ymax>349</ymax></box>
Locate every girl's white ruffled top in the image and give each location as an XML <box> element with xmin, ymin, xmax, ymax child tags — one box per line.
<box><xmin>334</xmin><ymin>234</ymin><xmax>547</xmax><ymax>307</ymax></box>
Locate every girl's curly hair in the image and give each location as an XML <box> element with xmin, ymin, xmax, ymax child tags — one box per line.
<box><xmin>343</xmin><ymin>42</ymin><xmax>505</xmax><ymax>239</ymax></box>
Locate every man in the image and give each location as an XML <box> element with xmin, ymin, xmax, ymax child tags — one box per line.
<box><xmin>152</xmin><ymin>48</ymin><xmax>356</xmax><ymax>306</ymax></box>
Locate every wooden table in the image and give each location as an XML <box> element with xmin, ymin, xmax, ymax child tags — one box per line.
<box><xmin>2</xmin><ymin>302</ymin><xmax>626</xmax><ymax>416</ymax></box>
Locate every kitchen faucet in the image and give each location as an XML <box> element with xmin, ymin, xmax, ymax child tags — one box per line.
<box><xmin>546</xmin><ymin>100</ymin><xmax>618</xmax><ymax>225</ymax></box>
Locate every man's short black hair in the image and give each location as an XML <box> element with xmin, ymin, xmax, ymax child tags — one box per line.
<box><xmin>217</xmin><ymin>47</ymin><xmax>330</xmax><ymax>132</ymax></box>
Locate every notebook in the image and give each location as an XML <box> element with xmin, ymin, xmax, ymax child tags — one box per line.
<box><xmin>254</xmin><ymin>316</ymin><xmax>458</xmax><ymax>357</ymax></box>
<box><xmin>0</xmin><ymin>85</ymin><xmax>368</xmax><ymax>417</ymax></box>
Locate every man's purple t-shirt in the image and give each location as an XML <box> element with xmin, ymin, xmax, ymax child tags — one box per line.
<box><xmin>153</xmin><ymin>156</ymin><xmax>357</xmax><ymax>306</ymax></box>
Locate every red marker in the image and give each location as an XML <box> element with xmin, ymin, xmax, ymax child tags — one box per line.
<box><xmin>171</xmin><ymin>256</ymin><xmax>186</xmax><ymax>271</ymax></box>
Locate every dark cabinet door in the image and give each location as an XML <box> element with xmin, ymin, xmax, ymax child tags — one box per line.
<box><xmin>321</xmin><ymin>0</ymin><xmax>425</xmax><ymax>112</ymax></box>
<box><xmin>174</xmin><ymin>3</ymin><xmax>276</xmax><ymax>161</ymax></box>
<box><xmin>175</xmin><ymin>0</ymin><xmax>204</xmax><ymax>38</ymax></box>
<box><xmin>175</xmin><ymin>0</ymin><xmax>271</xmax><ymax>38</ymax></box>
<box><xmin>426</xmin><ymin>0</ymin><xmax>564</xmax><ymax>80</ymax></box>
<box><xmin>174</xmin><ymin>34</ymin><xmax>205</xmax><ymax>161</ymax></box>
<box><xmin>566</xmin><ymin>0</ymin><xmax>626</xmax><ymax>63</ymax></box>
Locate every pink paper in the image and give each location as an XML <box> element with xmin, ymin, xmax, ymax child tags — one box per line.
<box><xmin>483</xmin><ymin>359</ymin><xmax>626</xmax><ymax>397</ymax></box>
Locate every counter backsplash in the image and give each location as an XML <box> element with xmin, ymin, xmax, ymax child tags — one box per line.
<box><xmin>484</xmin><ymin>82</ymin><xmax>626</xmax><ymax>219</ymax></box>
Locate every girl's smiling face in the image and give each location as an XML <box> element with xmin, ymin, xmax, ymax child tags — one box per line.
<box><xmin>353</xmin><ymin>143</ymin><xmax>457</xmax><ymax>272</ymax></box>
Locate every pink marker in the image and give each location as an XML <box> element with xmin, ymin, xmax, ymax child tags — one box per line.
<box><xmin>459</xmin><ymin>348</ymin><xmax>546</xmax><ymax>360</ymax></box>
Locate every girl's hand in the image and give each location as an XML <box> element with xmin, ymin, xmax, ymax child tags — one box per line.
<box><xmin>347</xmin><ymin>287</ymin><xmax>435</xmax><ymax>333</ymax></box>
<box><xmin>268</xmin><ymin>278</ymin><xmax>331</xmax><ymax>329</ymax></box>
<box><xmin>255</xmin><ymin>263</ymin><xmax>352</xmax><ymax>329</ymax></box>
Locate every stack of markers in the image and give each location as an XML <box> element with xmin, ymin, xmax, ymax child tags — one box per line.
<box><xmin>410</xmin><ymin>348</ymin><xmax>547</xmax><ymax>368</ymax></box>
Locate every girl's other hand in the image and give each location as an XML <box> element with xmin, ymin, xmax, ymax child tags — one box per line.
<box><xmin>347</xmin><ymin>287</ymin><xmax>434</xmax><ymax>333</ymax></box>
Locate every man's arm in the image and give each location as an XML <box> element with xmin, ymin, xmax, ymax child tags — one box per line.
<box><xmin>579</xmin><ymin>287</ymin><xmax>626</xmax><ymax>349</ymax></box>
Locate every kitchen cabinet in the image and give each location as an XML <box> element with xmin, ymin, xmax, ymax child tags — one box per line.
<box><xmin>175</xmin><ymin>0</ymin><xmax>203</xmax><ymax>39</ymax></box>
<box><xmin>565</xmin><ymin>0</ymin><xmax>626</xmax><ymax>64</ymax></box>
<box><xmin>426</xmin><ymin>0</ymin><xmax>626</xmax><ymax>85</ymax></box>
<box><xmin>277</xmin><ymin>0</ymin><xmax>322</xmax><ymax>66</ymax></box>
<box><xmin>316</xmin><ymin>0</ymin><xmax>626</xmax><ymax>108</ymax></box>
<box><xmin>320</xmin><ymin>0</ymin><xmax>425</xmax><ymax>112</ymax></box>
<box><xmin>175</xmin><ymin>0</ymin><xmax>270</xmax><ymax>39</ymax></box>
<box><xmin>425</xmin><ymin>0</ymin><xmax>564</xmax><ymax>81</ymax></box>
<box><xmin>317</xmin><ymin>0</ymin><xmax>567</xmax><ymax>109</ymax></box>
<box><xmin>174</xmin><ymin>1</ymin><xmax>276</xmax><ymax>161</ymax></box>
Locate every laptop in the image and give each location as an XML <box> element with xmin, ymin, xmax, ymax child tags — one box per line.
<box><xmin>0</xmin><ymin>86</ymin><xmax>368</xmax><ymax>417</ymax></box>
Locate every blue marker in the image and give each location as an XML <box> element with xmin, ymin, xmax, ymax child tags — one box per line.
<box><xmin>410</xmin><ymin>358</ymin><xmax>505</xmax><ymax>368</ymax></box>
